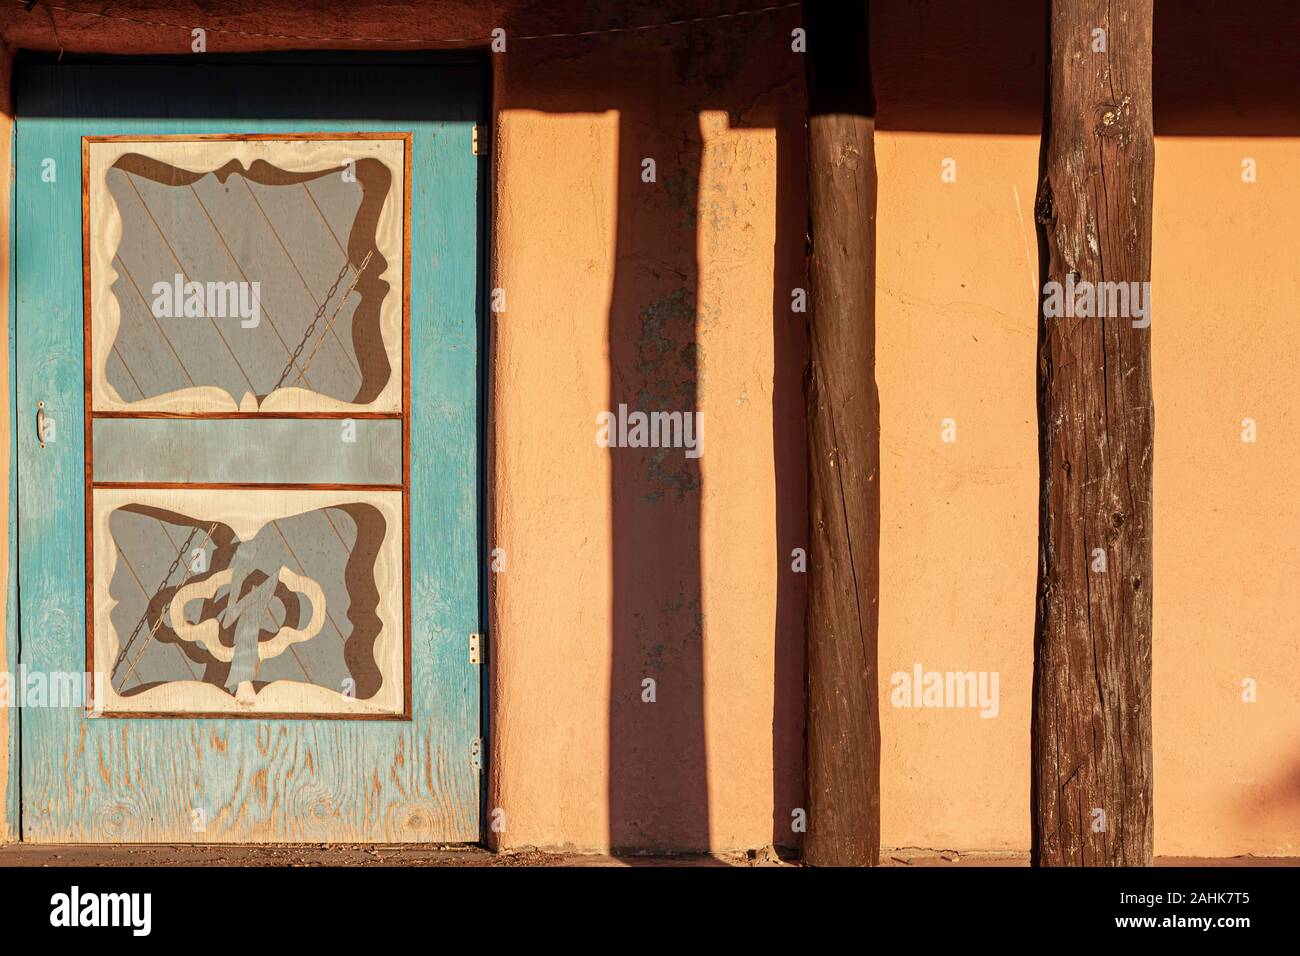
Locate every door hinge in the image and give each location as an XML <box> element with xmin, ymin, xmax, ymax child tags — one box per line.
<box><xmin>469</xmin><ymin>631</ymin><xmax>483</xmax><ymax>665</ymax></box>
<box><xmin>470</xmin><ymin>737</ymin><xmax>484</xmax><ymax>773</ymax></box>
<box><xmin>472</xmin><ymin>124</ymin><xmax>488</xmax><ymax>156</ymax></box>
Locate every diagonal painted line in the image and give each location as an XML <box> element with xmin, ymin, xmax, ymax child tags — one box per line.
<box><xmin>116</xmin><ymin>521</ymin><xmax>219</xmax><ymax>688</ymax></box>
<box><xmin>112</xmin><ymin>252</ymin><xmax>197</xmax><ymax>388</ymax></box>
<box><xmin>269</xmin><ymin>518</ymin><xmax>351</xmax><ymax>658</ymax></box>
<box><xmin>186</xmin><ymin>182</ymin><xmax>313</xmax><ymax>393</ymax></box>
<box><xmin>114</xmin><ymin>531</ymin><xmax>201</xmax><ymax>681</ymax></box>
<box><xmin>239</xmin><ymin>176</ymin><xmax>361</xmax><ymax>377</ymax></box>
<box><xmin>121</xmin><ymin>172</ymin><xmax>259</xmax><ymax>397</ymax></box>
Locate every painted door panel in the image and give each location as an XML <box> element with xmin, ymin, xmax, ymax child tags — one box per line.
<box><xmin>15</xmin><ymin>59</ymin><xmax>483</xmax><ymax>841</ymax></box>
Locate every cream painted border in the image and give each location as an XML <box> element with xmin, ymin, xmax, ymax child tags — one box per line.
<box><xmin>92</xmin><ymin>487</ymin><xmax>404</xmax><ymax>716</ymax></box>
<box><xmin>87</xmin><ymin>136</ymin><xmax>405</xmax><ymax>413</ymax></box>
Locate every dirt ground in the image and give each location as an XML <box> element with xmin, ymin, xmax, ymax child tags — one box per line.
<box><xmin>0</xmin><ymin>844</ymin><xmax>1296</xmax><ymax>867</ymax></box>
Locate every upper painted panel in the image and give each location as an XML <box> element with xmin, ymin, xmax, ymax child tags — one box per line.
<box><xmin>85</xmin><ymin>134</ymin><xmax>408</xmax><ymax>413</ymax></box>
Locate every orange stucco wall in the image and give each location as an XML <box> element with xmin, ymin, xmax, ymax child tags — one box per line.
<box><xmin>485</xmin><ymin>5</ymin><xmax>1300</xmax><ymax>856</ymax></box>
<box><xmin>489</xmin><ymin>105</ymin><xmax>797</xmax><ymax>849</ymax></box>
<box><xmin>0</xmin><ymin>1</ymin><xmax>1294</xmax><ymax>857</ymax></box>
<box><xmin>1151</xmin><ymin>138</ymin><xmax>1300</xmax><ymax>857</ymax></box>
<box><xmin>487</xmin><ymin>21</ymin><xmax>807</xmax><ymax>852</ymax></box>
<box><xmin>874</xmin><ymin>131</ymin><xmax>1040</xmax><ymax>853</ymax></box>
<box><xmin>871</xmin><ymin>131</ymin><xmax>1299</xmax><ymax>858</ymax></box>
<box><xmin>862</xmin><ymin>2</ymin><xmax>1297</xmax><ymax>859</ymax></box>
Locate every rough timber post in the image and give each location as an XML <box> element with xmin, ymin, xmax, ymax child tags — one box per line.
<box><xmin>803</xmin><ymin>0</ymin><xmax>881</xmax><ymax>867</ymax></box>
<box><xmin>1032</xmin><ymin>0</ymin><xmax>1156</xmax><ymax>867</ymax></box>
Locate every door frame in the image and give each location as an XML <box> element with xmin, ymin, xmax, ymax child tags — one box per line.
<box><xmin>2</xmin><ymin>50</ymin><xmax>493</xmax><ymax>843</ymax></box>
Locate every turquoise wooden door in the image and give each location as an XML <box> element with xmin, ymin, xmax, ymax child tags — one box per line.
<box><xmin>14</xmin><ymin>57</ymin><xmax>484</xmax><ymax>841</ymax></box>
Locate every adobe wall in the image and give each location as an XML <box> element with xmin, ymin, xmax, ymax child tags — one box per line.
<box><xmin>0</xmin><ymin>1</ymin><xmax>1294</xmax><ymax>856</ymax></box>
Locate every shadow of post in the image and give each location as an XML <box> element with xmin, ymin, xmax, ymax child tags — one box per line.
<box><xmin>606</xmin><ymin>108</ymin><xmax>709</xmax><ymax>854</ymax></box>
<box><xmin>770</xmin><ymin>106</ymin><xmax>809</xmax><ymax>849</ymax></box>
<box><xmin>490</xmin><ymin>2</ymin><xmax>807</xmax><ymax>856</ymax></box>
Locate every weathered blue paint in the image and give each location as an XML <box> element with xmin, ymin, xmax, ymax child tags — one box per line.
<box><xmin>92</xmin><ymin>418</ymin><xmax>403</xmax><ymax>485</ymax></box>
<box><xmin>4</xmin><ymin>121</ymin><xmax>21</xmax><ymax>839</ymax></box>
<box><xmin>14</xmin><ymin>57</ymin><xmax>485</xmax><ymax>842</ymax></box>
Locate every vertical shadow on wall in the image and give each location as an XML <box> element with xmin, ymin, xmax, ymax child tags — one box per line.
<box><xmin>497</xmin><ymin>2</ymin><xmax>806</xmax><ymax>857</ymax></box>
<box><xmin>769</xmin><ymin>110</ymin><xmax>808</xmax><ymax>849</ymax></box>
<box><xmin>607</xmin><ymin>110</ymin><xmax>709</xmax><ymax>855</ymax></box>
<box><xmin>1028</xmin><ymin>0</ymin><xmax>1053</xmax><ymax>867</ymax></box>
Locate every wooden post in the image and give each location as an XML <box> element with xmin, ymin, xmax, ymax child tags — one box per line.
<box><xmin>1033</xmin><ymin>0</ymin><xmax>1155</xmax><ymax>866</ymax></box>
<box><xmin>803</xmin><ymin>0</ymin><xmax>881</xmax><ymax>867</ymax></box>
